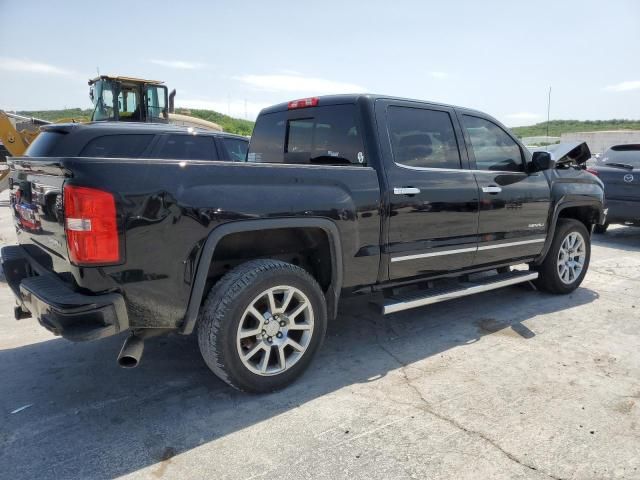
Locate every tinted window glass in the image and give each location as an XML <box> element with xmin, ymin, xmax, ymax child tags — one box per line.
<box><xmin>223</xmin><ymin>137</ymin><xmax>249</xmax><ymax>161</ymax></box>
<box><xmin>80</xmin><ymin>134</ymin><xmax>153</xmax><ymax>158</ymax></box>
<box><xmin>462</xmin><ymin>116</ymin><xmax>524</xmax><ymax>172</ymax></box>
<box><xmin>25</xmin><ymin>131</ymin><xmax>65</xmax><ymax>156</ymax></box>
<box><xmin>249</xmin><ymin>105</ymin><xmax>365</xmax><ymax>165</ymax></box>
<box><xmin>287</xmin><ymin>119</ymin><xmax>314</xmax><ymax>153</ymax></box>
<box><xmin>388</xmin><ymin>106</ymin><xmax>461</xmax><ymax>169</ymax></box>
<box><xmin>247</xmin><ymin>112</ymin><xmax>286</xmax><ymax>163</ymax></box>
<box><xmin>157</xmin><ymin>135</ymin><xmax>218</xmax><ymax>160</ymax></box>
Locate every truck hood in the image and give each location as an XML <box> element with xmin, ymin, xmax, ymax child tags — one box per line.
<box><xmin>534</xmin><ymin>142</ymin><xmax>592</xmax><ymax>166</ymax></box>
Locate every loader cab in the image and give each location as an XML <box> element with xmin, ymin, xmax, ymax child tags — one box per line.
<box><xmin>89</xmin><ymin>76</ymin><xmax>169</xmax><ymax>124</ymax></box>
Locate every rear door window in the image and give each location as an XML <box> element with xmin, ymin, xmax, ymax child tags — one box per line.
<box><xmin>79</xmin><ymin>134</ymin><xmax>154</xmax><ymax>157</ymax></box>
<box><xmin>248</xmin><ymin>104</ymin><xmax>365</xmax><ymax>165</ymax></box>
<box><xmin>222</xmin><ymin>137</ymin><xmax>249</xmax><ymax>161</ymax></box>
<box><xmin>156</xmin><ymin>134</ymin><xmax>219</xmax><ymax>160</ymax></box>
<box><xmin>387</xmin><ymin>106</ymin><xmax>462</xmax><ymax>169</ymax></box>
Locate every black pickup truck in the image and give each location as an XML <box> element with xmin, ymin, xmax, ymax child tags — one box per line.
<box><xmin>2</xmin><ymin>95</ymin><xmax>605</xmax><ymax>392</ymax></box>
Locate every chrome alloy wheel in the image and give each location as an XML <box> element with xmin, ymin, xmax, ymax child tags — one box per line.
<box><xmin>236</xmin><ymin>285</ymin><xmax>314</xmax><ymax>376</ymax></box>
<box><xmin>557</xmin><ymin>231</ymin><xmax>586</xmax><ymax>285</ymax></box>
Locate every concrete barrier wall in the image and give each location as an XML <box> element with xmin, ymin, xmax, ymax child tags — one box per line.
<box><xmin>560</xmin><ymin>131</ymin><xmax>640</xmax><ymax>154</ymax></box>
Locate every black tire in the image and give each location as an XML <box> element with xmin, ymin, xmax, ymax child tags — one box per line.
<box><xmin>593</xmin><ymin>222</ymin><xmax>609</xmax><ymax>234</ymax></box>
<box><xmin>198</xmin><ymin>259</ymin><xmax>327</xmax><ymax>393</ymax></box>
<box><xmin>534</xmin><ymin>219</ymin><xmax>591</xmax><ymax>294</ymax></box>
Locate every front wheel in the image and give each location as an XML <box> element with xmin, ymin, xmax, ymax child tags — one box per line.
<box><xmin>534</xmin><ymin>219</ymin><xmax>591</xmax><ymax>294</ymax></box>
<box><xmin>198</xmin><ymin>259</ymin><xmax>327</xmax><ymax>393</ymax></box>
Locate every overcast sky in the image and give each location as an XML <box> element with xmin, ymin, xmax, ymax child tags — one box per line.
<box><xmin>0</xmin><ymin>0</ymin><xmax>638</xmax><ymax>126</ymax></box>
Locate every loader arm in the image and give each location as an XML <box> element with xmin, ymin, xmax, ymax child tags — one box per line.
<box><xmin>0</xmin><ymin>111</ymin><xmax>50</xmax><ymax>156</ymax></box>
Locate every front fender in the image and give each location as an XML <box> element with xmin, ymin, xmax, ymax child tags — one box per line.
<box><xmin>534</xmin><ymin>198</ymin><xmax>604</xmax><ymax>265</ymax></box>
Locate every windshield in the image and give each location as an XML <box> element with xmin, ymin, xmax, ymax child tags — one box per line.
<box><xmin>598</xmin><ymin>145</ymin><xmax>640</xmax><ymax>168</ymax></box>
<box><xmin>91</xmin><ymin>79</ymin><xmax>116</xmax><ymax>121</ymax></box>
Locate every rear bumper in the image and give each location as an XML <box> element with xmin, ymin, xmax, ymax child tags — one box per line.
<box><xmin>1</xmin><ymin>245</ymin><xmax>129</xmax><ymax>341</ymax></box>
<box><xmin>606</xmin><ymin>198</ymin><xmax>640</xmax><ymax>224</ymax></box>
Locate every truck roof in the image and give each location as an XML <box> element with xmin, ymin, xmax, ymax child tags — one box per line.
<box><xmin>259</xmin><ymin>93</ymin><xmax>487</xmax><ymax>118</ymax></box>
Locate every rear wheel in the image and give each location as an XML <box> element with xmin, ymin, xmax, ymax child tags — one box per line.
<box><xmin>534</xmin><ymin>219</ymin><xmax>591</xmax><ymax>294</ymax></box>
<box><xmin>198</xmin><ymin>259</ymin><xmax>327</xmax><ymax>393</ymax></box>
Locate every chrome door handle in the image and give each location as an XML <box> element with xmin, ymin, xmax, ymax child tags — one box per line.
<box><xmin>393</xmin><ymin>187</ymin><xmax>421</xmax><ymax>195</ymax></box>
<box><xmin>482</xmin><ymin>186</ymin><xmax>502</xmax><ymax>194</ymax></box>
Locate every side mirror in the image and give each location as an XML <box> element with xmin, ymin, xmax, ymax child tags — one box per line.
<box><xmin>530</xmin><ymin>151</ymin><xmax>555</xmax><ymax>172</ymax></box>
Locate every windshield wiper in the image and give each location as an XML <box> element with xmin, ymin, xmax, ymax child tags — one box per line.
<box><xmin>604</xmin><ymin>162</ymin><xmax>634</xmax><ymax>170</ymax></box>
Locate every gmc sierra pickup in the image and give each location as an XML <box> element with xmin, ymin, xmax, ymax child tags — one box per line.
<box><xmin>2</xmin><ymin>94</ymin><xmax>605</xmax><ymax>392</ymax></box>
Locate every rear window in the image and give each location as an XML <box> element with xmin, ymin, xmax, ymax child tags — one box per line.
<box><xmin>599</xmin><ymin>144</ymin><xmax>640</xmax><ymax>168</ymax></box>
<box><xmin>80</xmin><ymin>134</ymin><xmax>153</xmax><ymax>158</ymax></box>
<box><xmin>248</xmin><ymin>105</ymin><xmax>365</xmax><ymax>165</ymax></box>
<box><xmin>156</xmin><ymin>134</ymin><xmax>218</xmax><ymax>160</ymax></box>
<box><xmin>25</xmin><ymin>131</ymin><xmax>66</xmax><ymax>156</ymax></box>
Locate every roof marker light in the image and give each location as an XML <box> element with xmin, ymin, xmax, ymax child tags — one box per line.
<box><xmin>287</xmin><ymin>97</ymin><xmax>319</xmax><ymax>110</ymax></box>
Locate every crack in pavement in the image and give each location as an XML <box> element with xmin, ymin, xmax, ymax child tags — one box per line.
<box><xmin>374</xmin><ymin>338</ymin><xmax>564</xmax><ymax>480</ymax></box>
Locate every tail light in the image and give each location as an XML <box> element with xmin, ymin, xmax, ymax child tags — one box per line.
<box><xmin>64</xmin><ymin>185</ymin><xmax>120</xmax><ymax>265</ymax></box>
<box><xmin>586</xmin><ymin>167</ymin><xmax>599</xmax><ymax>176</ymax></box>
<box><xmin>287</xmin><ymin>97</ymin><xmax>319</xmax><ymax>109</ymax></box>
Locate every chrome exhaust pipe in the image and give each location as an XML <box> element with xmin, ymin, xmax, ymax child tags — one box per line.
<box><xmin>117</xmin><ymin>335</ymin><xmax>144</xmax><ymax>368</ymax></box>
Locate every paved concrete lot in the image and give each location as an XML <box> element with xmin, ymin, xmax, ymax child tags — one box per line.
<box><xmin>1</xmin><ymin>188</ymin><xmax>639</xmax><ymax>479</ymax></box>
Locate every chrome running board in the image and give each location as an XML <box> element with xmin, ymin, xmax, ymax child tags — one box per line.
<box><xmin>383</xmin><ymin>271</ymin><xmax>538</xmax><ymax>315</ymax></box>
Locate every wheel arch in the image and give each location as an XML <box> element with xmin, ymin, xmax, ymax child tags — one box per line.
<box><xmin>180</xmin><ymin>218</ymin><xmax>343</xmax><ymax>334</ymax></box>
<box><xmin>534</xmin><ymin>200</ymin><xmax>604</xmax><ymax>265</ymax></box>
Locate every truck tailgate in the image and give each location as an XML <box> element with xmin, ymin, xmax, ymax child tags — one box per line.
<box><xmin>8</xmin><ymin>157</ymin><xmax>69</xmax><ymax>263</ymax></box>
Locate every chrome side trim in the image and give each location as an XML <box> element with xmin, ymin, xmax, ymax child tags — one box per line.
<box><xmin>383</xmin><ymin>272</ymin><xmax>539</xmax><ymax>314</ymax></box>
<box><xmin>390</xmin><ymin>246</ymin><xmax>477</xmax><ymax>262</ymax></box>
<box><xmin>392</xmin><ymin>161</ymin><xmax>528</xmax><ymax>175</ymax></box>
<box><xmin>477</xmin><ymin>238</ymin><xmax>545</xmax><ymax>251</ymax></box>
<box><xmin>390</xmin><ymin>237</ymin><xmax>546</xmax><ymax>262</ymax></box>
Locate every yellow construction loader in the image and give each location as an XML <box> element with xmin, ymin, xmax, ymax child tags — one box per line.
<box><xmin>87</xmin><ymin>75</ymin><xmax>222</xmax><ymax>131</ymax></box>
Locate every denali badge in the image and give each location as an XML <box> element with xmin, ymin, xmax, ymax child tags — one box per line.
<box><xmin>528</xmin><ymin>223</ymin><xmax>545</xmax><ymax>228</ymax></box>
<box><xmin>624</xmin><ymin>174</ymin><xmax>634</xmax><ymax>183</ymax></box>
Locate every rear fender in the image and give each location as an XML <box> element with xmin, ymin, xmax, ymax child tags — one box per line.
<box><xmin>179</xmin><ymin>218</ymin><xmax>343</xmax><ymax>335</ymax></box>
